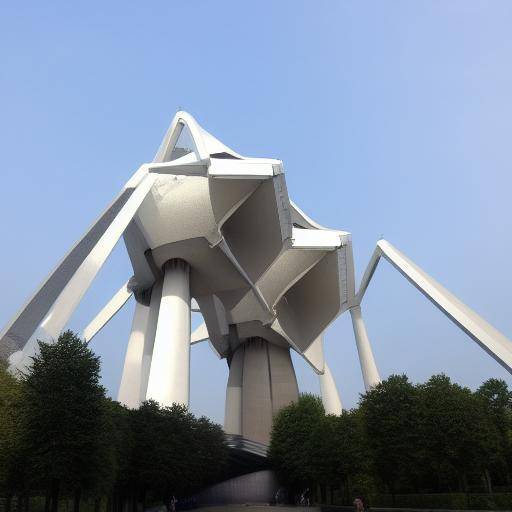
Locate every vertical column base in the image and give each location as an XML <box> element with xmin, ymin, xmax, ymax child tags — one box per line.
<box><xmin>224</xmin><ymin>337</ymin><xmax>299</xmax><ymax>446</ymax></box>
<box><xmin>319</xmin><ymin>363</ymin><xmax>342</xmax><ymax>415</ymax></box>
<box><xmin>146</xmin><ymin>259</ymin><xmax>191</xmax><ymax>407</ymax></box>
<box><xmin>350</xmin><ymin>305</ymin><xmax>381</xmax><ymax>391</ymax></box>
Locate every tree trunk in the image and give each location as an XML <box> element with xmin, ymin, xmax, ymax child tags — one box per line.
<box><xmin>141</xmin><ymin>489</ymin><xmax>146</xmax><ymax>512</ymax></box>
<box><xmin>345</xmin><ymin>476</ymin><xmax>351</xmax><ymax>506</ymax></box>
<box><xmin>23</xmin><ymin>493</ymin><xmax>30</xmax><ymax>512</ymax></box>
<box><xmin>484</xmin><ymin>469</ymin><xmax>493</xmax><ymax>495</ymax></box>
<box><xmin>44</xmin><ymin>487</ymin><xmax>51</xmax><ymax>512</ymax></box>
<box><xmin>320</xmin><ymin>484</ymin><xmax>327</xmax><ymax>504</ymax></box>
<box><xmin>73</xmin><ymin>488</ymin><xmax>81</xmax><ymax>512</ymax></box>
<box><xmin>390</xmin><ymin>482</ymin><xmax>396</xmax><ymax>507</ymax></box>
<box><xmin>51</xmin><ymin>479</ymin><xmax>60</xmax><ymax>512</ymax></box>
<box><xmin>5</xmin><ymin>494</ymin><xmax>12</xmax><ymax>512</ymax></box>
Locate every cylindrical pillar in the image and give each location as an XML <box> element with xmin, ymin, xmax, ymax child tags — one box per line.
<box><xmin>350</xmin><ymin>305</ymin><xmax>381</xmax><ymax>391</ymax></box>
<box><xmin>146</xmin><ymin>259</ymin><xmax>191</xmax><ymax>407</ymax></box>
<box><xmin>118</xmin><ymin>299</ymin><xmax>150</xmax><ymax>409</ymax></box>
<box><xmin>139</xmin><ymin>281</ymin><xmax>162</xmax><ymax>403</ymax></box>
<box><xmin>224</xmin><ymin>347</ymin><xmax>244</xmax><ymax>435</ymax></box>
<box><xmin>319</xmin><ymin>363</ymin><xmax>342</xmax><ymax>415</ymax></box>
<box><xmin>226</xmin><ymin>337</ymin><xmax>299</xmax><ymax>446</ymax></box>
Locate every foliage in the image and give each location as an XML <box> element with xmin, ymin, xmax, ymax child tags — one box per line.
<box><xmin>0</xmin><ymin>331</ymin><xmax>228</xmax><ymax>512</ymax></box>
<box><xmin>359</xmin><ymin>374</ymin><xmax>421</xmax><ymax>494</ymax></box>
<box><xmin>128</xmin><ymin>400</ymin><xmax>227</xmax><ymax>501</ymax></box>
<box><xmin>21</xmin><ymin>330</ymin><xmax>114</xmax><ymax>510</ymax></box>
<box><xmin>0</xmin><ymin>361</ymin><xmax>28</xmax><ymax>499</ymax></box>
<box><xmin>2</xmin><ymin>331</ymin><xmax>510</xmax><ymax>509</ymax></box>
<box><xmin>269</xmin><ymin>393</ymin><xmax>324</xmax><ymax>489</ymax></box>
<box><xmin>415</xmin><ymin>375</ymin><xmax>500</xmax><ymax>492</ymax></box>
<box><xmin>269</xmin><ymin>374</ymin><xmax>512</xmax><ymax>505</ymax></box>
<box><xmin>477</xmin><ymin>378</ymin><xmax>512</xmax><ymax>485</ymax></box>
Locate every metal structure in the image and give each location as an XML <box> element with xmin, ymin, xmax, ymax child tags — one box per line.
<box><xmin>1</xmin><ymin>112</ymin><xmax>511</xmax><ymax>446</ymax></box>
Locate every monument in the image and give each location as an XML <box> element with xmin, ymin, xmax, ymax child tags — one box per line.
<box><xmin>1</xmin><ymin>111</ymin><xmax>511</xmax><ymax>448</ymax></box>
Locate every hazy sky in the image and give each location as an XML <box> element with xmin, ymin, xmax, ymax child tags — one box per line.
<box><xmin>0</xmin><ymin>1</ymin><xmax>511</xmax><ymax>423</ymax></box>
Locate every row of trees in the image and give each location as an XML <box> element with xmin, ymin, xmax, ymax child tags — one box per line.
<box><xmin>269</xmin><ymin>375</ymin><xmax>512</xmax><ymax>504</ymax></box>
<box><xmin>0</xmin><ymin>331</ymin><xmax>228</xmax><ymax>512</ymax></box>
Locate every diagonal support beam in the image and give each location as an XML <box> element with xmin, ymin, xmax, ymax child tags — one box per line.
<box><xmin>0</xmin><ymin>166</ymin><xmax>149</xmax><ymax>362</ymax></box>
<box><xmin>191</xmin><ymin>322</ymin><xmax>209</xmax><ymax>345</ymax></box>
<box><xmin>357</xmin><ymin>239</ymin><xmax>512</xmax><ymax>374</ymax></box>
<box><xmin>8</xmin><ymin>172</ymin><xmax>156</xmax><ymax>372</ymax></box>
<box><xmin>82</xmin><ymin>280</ymin><xmax>134</xmax><ymax>343</ymax></box>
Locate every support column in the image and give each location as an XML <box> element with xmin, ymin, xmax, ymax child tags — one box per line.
<box><xmin>224</xmin><ymin>347</ymin><xmax>244</xmax><ymax>435</ymax></box>
<box><xmin>146</xmin><ymin>259</ymin><xmax>191</xmax><ymax>407</ymax></box>
<box><xmin>118</xmin><ymin>298</ymin><xmax>150</xmax><ymax>409</ymax></box>
<box><xmin>226</xmin><ymin>337</ymin><xmax>299</xmax><ymax>446</ymax></box>
<box><xmin>350</xmin><ymin>305</ymin><xmax>381</xmax><ymax>391</ymax></box>
<box><xmin>139</xmin><ymin>281</ymin><xmax>162</xmax><ymax>403</ymax></box>
<box><xmin>319</xmin><ymin>363</ymin><xmax>342</xmax><ymax>415</ymax></box>
<box><xmin>242</xmin><ymin>339</ymin><xmax>273</xmax><ymax>445</ymax></box>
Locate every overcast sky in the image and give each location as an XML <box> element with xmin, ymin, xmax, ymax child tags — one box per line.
<box><xmin>0</xmin><ymin>1</ymin><xmax>511</xmax><ymax>423</ymax></box>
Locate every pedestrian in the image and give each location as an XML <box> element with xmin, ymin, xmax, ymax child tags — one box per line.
<box><xmin>301</xmin><ymin>488</ymin><xmax>310</xmax><ymax>507</ymax></box>
<box><xmin>353</xmin><ymin>496</ymin><xmax>364</xmax><ymax>512</ymax></box>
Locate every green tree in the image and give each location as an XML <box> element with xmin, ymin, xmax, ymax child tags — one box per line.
<box><xmin>106</xmin><ymin>400</ymin><xmax>134</xmax><ymax>512</ymax></box>
<box><xmin>310</xmin><ymin>409</ymin><xmax>370</xmax><ymax>504</ymax></box>
<box><xmin>0</xmin><ymin>362</ymin><xmax>29</xmax><ymax>511</ymax></box>
<box><xmin>477</xmin><ymin>378</ymin><xmax>512</xmax><ymax>486</ymax></box>
<box><xmin>417</xmin><ymin>374</ymin><xmax>500</xmax><ymax>493</ymax></box>
<box><xmin>269</xmin><ymin>394</ymin><xmax>324</xmax><ymax>492</ymax></box>
<box><xmin>128</xmin><ymin>400</ymin><xmax>227</xmax><ymax>506</ymax></box>
<box><xmin>359</xmin><ymin>374</ymin><xmax>420</xmax><ymax>498</ymax></box>
<box><xmin>190</xmin><ymin>415</ymin><xmax>228</xmax><ymax>492</ymax></box>
<box><xmin>21</xmin><ymin>330</ymin><xmax>113</xmax><ymax>512</ymax></box>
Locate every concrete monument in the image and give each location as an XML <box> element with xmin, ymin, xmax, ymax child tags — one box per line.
<box><xmin>1</xmin><ymin>112</ymin><xmax>511</xmax><ymax>446</ymax></box>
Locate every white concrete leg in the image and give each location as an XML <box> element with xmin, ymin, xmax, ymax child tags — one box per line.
<box><xmin>83</xmin><ymin>280</ymin><xmax>133</xmax><ymax>343</ymax></box>
<box><xmin>118</xmin><ymin>300</ymin><xmax>151</xmax><ymax>408</ymax></box>
<box><xmin>350</xmin><ymin>305</ymin><xmax>381</xmax><ymax>391</ymax></box>
<box><xmin>9</xmin><ymin>174</ymin><xmax>156</xmax><ymax>373</ymax></box>
<box><xmin>146</xmin><ymin>259</ymin><xmax>191</xmax><ymax>407</ymax></box>
<box><xmin>139</xmin><ymin>281</ymin><xmax>162</xmax><ymax>403</ymax></box>
<box><xmin>224</xmin><ymin>347</ymin><xmax>244</xmax><ymax>435</ymax></box>
<box><xmin>319</xmin><ymin>362</ymin><xmax>342</xmax><ymax>415</ymax></box>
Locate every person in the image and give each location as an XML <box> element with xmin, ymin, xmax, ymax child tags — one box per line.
<box><xmin>300</xmin><ymin>488</ymin><xmax>310</xmax><ymax>507</ymax></box>
<box><xmin>170</xmin><ymin>495</ymin><xmax>177</xmax><ymax>512</ymax></box>
<box><xmin>353</xmin><ymin>496</ymin><xmax>364</xmax><ymax>512</ymax></box>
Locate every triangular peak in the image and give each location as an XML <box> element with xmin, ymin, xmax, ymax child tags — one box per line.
<box><xmin>170</xmin><ymin>122</ymin><xmax>200</xmax><ymax>161</ymax></box>
<box><xmin>153</xmin><ymin>111</ymin><xmax>243</xmax><ymax>163</ymax></box>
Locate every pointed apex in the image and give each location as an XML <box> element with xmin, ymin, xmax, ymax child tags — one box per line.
<box><xmin>154</xmin><ymin>111</ymin><xmax>243</xmax><ymax>163</ymax></box>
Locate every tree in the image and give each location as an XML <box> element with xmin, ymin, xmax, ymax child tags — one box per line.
<box><xmin>477</xmin><ymin>379</ymin><xmax>512</xmax><ymax>486</ymax></box>
<box><xmin>359</xmin><ymin>374</ymin><xmax>421</xmax><ymax>498</ymax></box>
<box><xmin>21</xmin><ymin>330</ymin><xmax>113</xmax><ymax>512</ymax></box>
<box><xmin>309</xmin><ymin>410</ymin><xmax>370</xmax><ymax>504</ymax></box>
<box><xmin>0</xmin><ymin>362</ymin><xmax>29</xmax><ymax>511</ymax></box>
<box><xmin>417</xmin><ymin>374</ymin><xmax>500</xmax><ymax>493</ymax></box>
<box><xmin>269</xmin><ymin>394</ymin><xmax>324</xmax><ymax>492</ymax></box>
<box><xmin>189</xmin><ymin>415</ymin><xmax>228</xmax><ymax>492</ymax></box>
<box><xmin>106</xmin><ymin>400</ymin><xmax>134</xmax><ymax>512</ymax></box>
<box><xmin>128</xmin><ymin>400</ymin><xmax>227</xmax><ymax>506</ymax></box>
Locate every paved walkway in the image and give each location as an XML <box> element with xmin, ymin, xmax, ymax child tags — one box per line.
<box><xmin>193</xmin><ymin>507</ymin><xmax>320</xmax><ymax>512</ymax></box>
